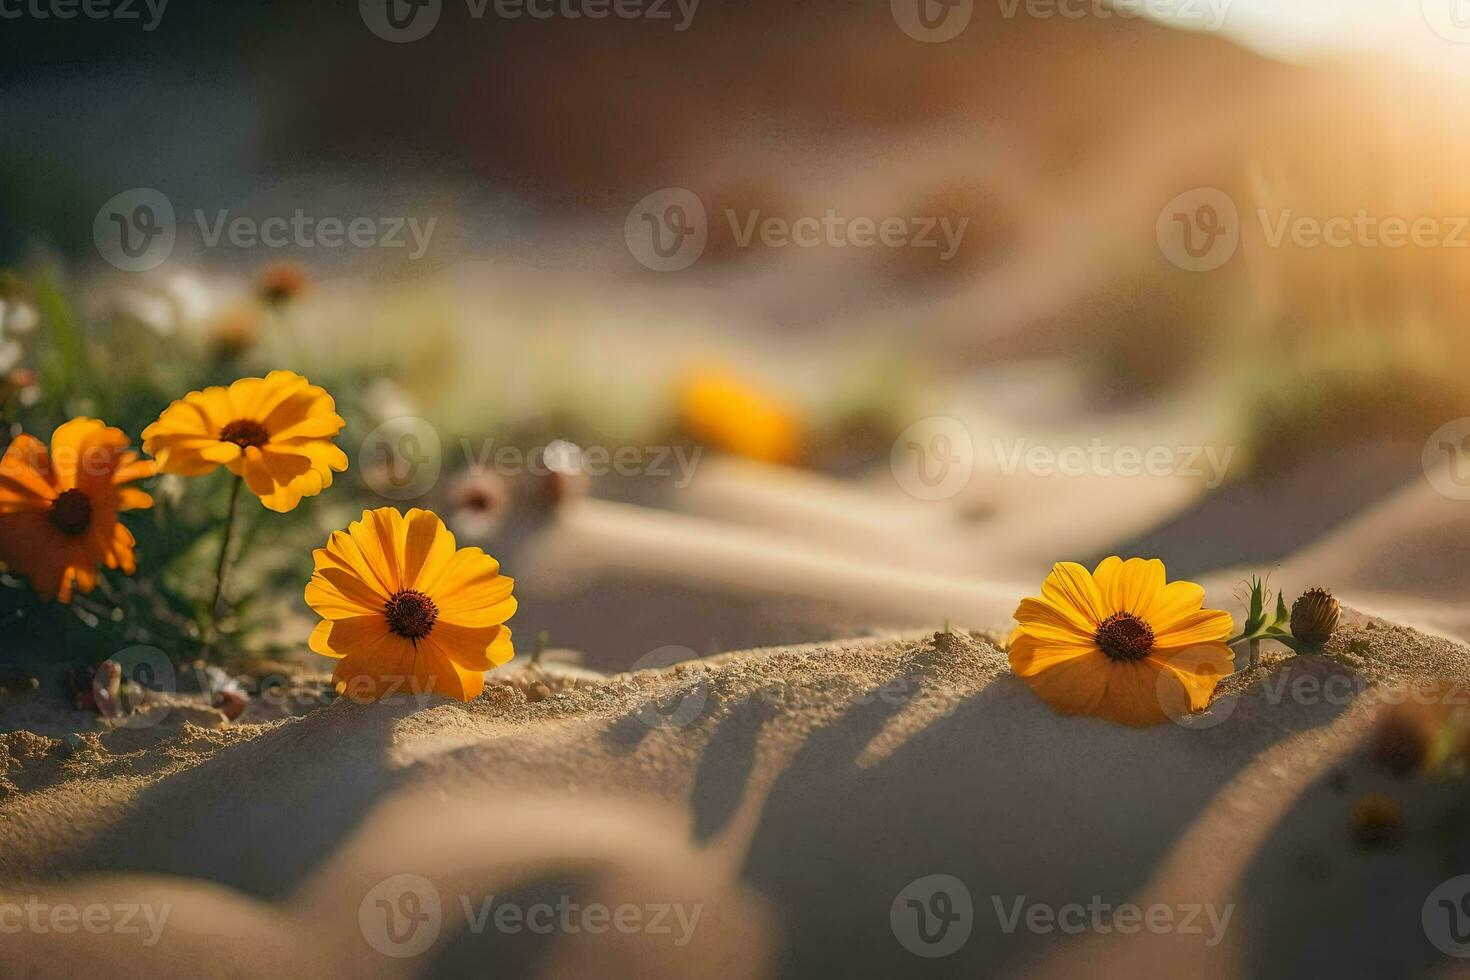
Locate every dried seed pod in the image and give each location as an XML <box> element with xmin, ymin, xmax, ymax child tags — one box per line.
<box><xmin>1291</xmin><ymin>587</ymin><xmax>1341</xmax><ymax>647</ymax></box>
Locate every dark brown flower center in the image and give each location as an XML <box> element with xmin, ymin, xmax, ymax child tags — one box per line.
<box><xmin>49</xmin><ymin>488</ymin><xmax>93</xmax><ymax>536</ymax></box>
<box><xmin>220</xmin><ymin>419</ymin><xmax>271</xmax><ymax>449</ymax></box>
<box><xmin>384</xmin><ymin>589</ymin><xmax>438</xmax><ymax>641</ymax></box>
<box><xmin>1094</xmin><ymin>611</ymin><xmax>1155</xmax><ymax>662</ymax></box>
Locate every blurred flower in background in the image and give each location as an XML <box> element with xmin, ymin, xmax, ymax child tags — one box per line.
<box><xmin>678</xmin><ymin>367</ymin><xmax>803</xmax><ymax>465</ymax></box>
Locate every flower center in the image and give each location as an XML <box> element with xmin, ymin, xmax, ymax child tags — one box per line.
<box><xmin>49</xmin><ymin>488</ymin><xmax>93</xmax><ymax>536</ymax></box>
<box><xmin>220</xmin><ymin>419</ymin><xmax>271</xmax><ymax>449</ymax></box>
<box><xmin>1094</xmin><ymin>611</ymin><xmax>1155</xmax><ymax>662</ymax></box>
<box><xmin>384</xmin><ymin>589</ymin><xmax>439</xmax><ymax>641</ymax></box>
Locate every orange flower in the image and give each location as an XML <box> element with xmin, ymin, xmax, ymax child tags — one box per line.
<box><xmin>0</xmin><ymin>418</ymin><xmax>155</xmax><ymax>602</ymax></box>
<box><xmin>1009</xmin><ymin>558</ymin><xmax>1234</xmax><ymax>726</ymax></box>
<box><xmin>142</xmin><ymin>370</ymin><xmax>347</xmax><ymax>513</ymax></box>
<box><xmin>305</xmin><ymin>507</ymin><xmax>516</xmax><ymax>702</ymax></box>
<box><xmin>258</xmin><ymin>262</ymin><xmax>309</xmax><ymax>306</ymax></box>
<box><xmin>679</xmin><ymin>368</ymin><xmax>802</xmax><ymax>465</ymax></box>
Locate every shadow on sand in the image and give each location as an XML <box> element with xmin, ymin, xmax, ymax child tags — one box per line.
<box><xmin>689</xmin><ymin>644</ymin><xmax>1354</xmax><ymax>977</ymax></box>
<box><xmin>71</xmin><ymin>696</ymin><xmax>424</xmax><ymax>900</ymax></box>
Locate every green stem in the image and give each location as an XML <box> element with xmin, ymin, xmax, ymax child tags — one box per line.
<box><xmin>1249</xmin><ymin>638</ymin><xmax>1260</xmax><ymax>670</ymax></box>
<box><xmin>205</xmin><ymin>476</ymin><xmax>244</xmax><ymax>660</ymax></box>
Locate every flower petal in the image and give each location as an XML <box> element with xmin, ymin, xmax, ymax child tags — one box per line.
<box><xmin>1017</xmin><ymin>647</ymin><xmax>1111</xmax><ymax>717</ymax></box>
<box><xmin>1151</xmin><ymin>642</ymin><xmax>1234</xmax><ymax>711</ymax></box>
<box><xmin>1038</xmin><ymin>561</ymin><xmax>1108</xmax><ymax>628</ymax></box>
<box><xmin>1008</xmin><ymin>630</ymin><xmax>1099</xmax><ymax>677</ymax></box>
<box><xmin>310</xmin><ymin>614</ymin><xmax>391</xmax><ymax>658</ymax></box>
<box><xmin>306</xmin><ymin>567</ymin><xmax>389</xmax><ymax>620</ymax></box>
<box><xmin>430</xmin><ymin>622</ymin><xmax>514</xmax><ymax>671</ymax></box>
<box><xmin>1092</xmin><ymin>556</ymin><xmax>1165</xmax><ymax>617</ymax></box>
<box><xmin>1099</xmin><ymin>659</ymin><xmax>1172</xmax><ymax>727</ymax></box>
<box><xmin>1154</xmin><ymin>608</ymin><xmax>1234</xmax><ymax>649</ymax></box>
<box><xmin>1012</xmin><ymin>597</ymin><xmax>1097</xmax><ymax>645</ymax></box>
<box><xmin>400</xmin><ymin>508</ymin><xmax>456</xmax><ymax>591</ymax></box>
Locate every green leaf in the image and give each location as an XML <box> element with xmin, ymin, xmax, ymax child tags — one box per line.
<box><xmin>32</xmin><ymin>265</ymin><xmax>94</xmax><ymax>412</ymax></box>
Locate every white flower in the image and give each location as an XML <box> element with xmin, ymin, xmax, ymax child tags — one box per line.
<box><xmin>0</xmin><ymin>298</ymin><xmax>37</xmax><ymax>336</ymax></box>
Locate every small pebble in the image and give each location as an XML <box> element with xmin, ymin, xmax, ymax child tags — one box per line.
<box><xmin>526</xmin><ymin>682</ymin><xmax>552</xmax><ymax>703</ymax></box>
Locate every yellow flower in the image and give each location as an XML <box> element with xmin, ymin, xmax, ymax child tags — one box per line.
<box><xmin>679</xmin><ymin>368</ymin><xmax>802</xmax><ymax>465</ymax></box>
<box><xmin>305</xmin><ymin>507</ymin><xmax>516</xmax><ymax>702</ymax></box>
<box><xmin>0</xmin><ymin>418</ymin><xmax>155</xmax><ymax>602</ymax></box>
<box><xmin>142</xmin><ymin>370</ymin><xmax>347</xmax><ymax>513</ymax></box>
<box><xmin>1009</xmin><ymin>557</ymin><xmax>1234</xmax><ymax>727</ymax></box>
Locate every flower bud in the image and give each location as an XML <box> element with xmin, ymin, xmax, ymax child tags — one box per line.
<box><xmin>1291</xmin><ymin>587</ymin><xmax>1340</xmax><ymax>647</ymax></box>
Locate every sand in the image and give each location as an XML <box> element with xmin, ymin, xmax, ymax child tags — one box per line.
<box><xmin>2</xmin><ymin>608</ymin><xmax>1468</xmax><ymax>978</ymax></box>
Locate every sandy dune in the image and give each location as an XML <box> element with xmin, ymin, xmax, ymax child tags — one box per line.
<box><xmin>3</xmin><ymin>613</ymin><xmax>1468</xmax><ymax>977</ymax></box>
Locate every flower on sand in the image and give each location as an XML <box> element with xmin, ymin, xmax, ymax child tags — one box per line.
<box><xmin>306</xmin><ymin>507</ymin><xmax>516</xmax><ymax>702</ymax></box>
<box><xmin>142</xmin><ymin>370</ymin><xmax>347</xmax><ymax>513</ymax></box>
<box><xmin>1009</xmin><ymin>558</ymin><xmax>1234</xmax><ymax>727</ymax></box>
<box><xmin>0</xmin><ymin>418</ymin><xmax>155</xmax><ymax>602</ymax></box>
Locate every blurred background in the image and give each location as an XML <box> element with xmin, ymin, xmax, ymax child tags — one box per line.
<box><xmin>2</xmin><ymin>0</ymin><xmax>1470</xmax><ymax>680</ymax></box>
